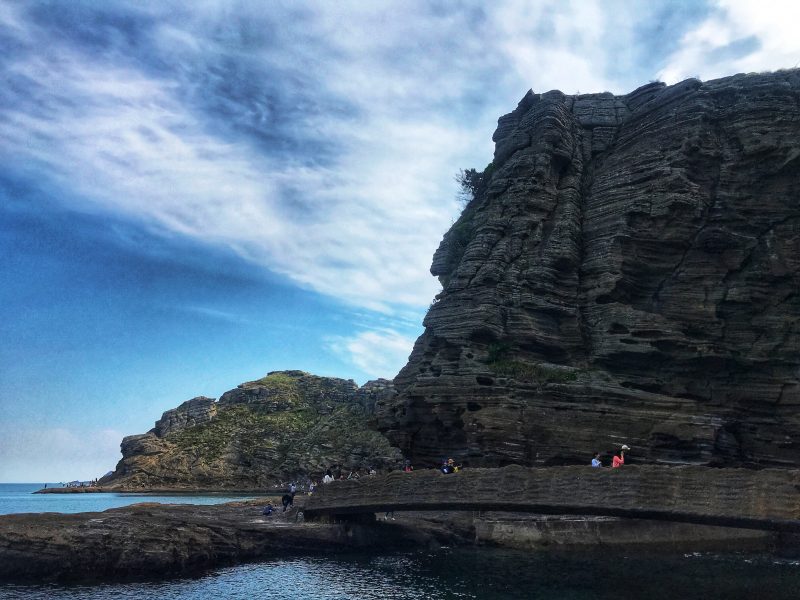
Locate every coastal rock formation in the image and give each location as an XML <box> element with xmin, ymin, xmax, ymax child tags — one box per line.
<box><xmin>377</xmin><ymin>70</ymin><xmax>800</xmax><ymax>468</ymax></box>
<box><xmin>101</xmin><ymin>371</ymin><xmax>401</xmax><ymax>489</ymax></box>
<box><xmin>1</xmin><ymin>486</ymin><xmax>776</xmax><ymax>583</ymax></box>
<box><xmin>0</xmin><ymin>499</ymin><xmax>459</xmax><ymax>582</ymax></box>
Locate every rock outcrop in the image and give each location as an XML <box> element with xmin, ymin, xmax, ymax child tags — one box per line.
<box><xmin>377</xmin><ymin>70</ymin><xmax>800</xmax><ymax>468</ymax></box>
<box><xmin>0</xmin><ymin>499</ymin><xmax>458</xmax><ymax>582</ymax></box>
<box><xmin>154</xmin><ymin>396</ymin><xmax>216</xmax><ymax>437</ymax></box>
<box><xmin>101</xmin><ymin>371</ymin><xmax>401</xmax><ymax>489</ymax></box>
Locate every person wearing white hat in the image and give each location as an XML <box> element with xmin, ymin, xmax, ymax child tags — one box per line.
<box><xmin>612</xmin><ymin>445</ymin><xmax>629</xmax><ymax>468</ymax></box>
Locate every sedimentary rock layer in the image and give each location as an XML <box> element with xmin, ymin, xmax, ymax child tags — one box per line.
<box><xmin>101</xmin><ymin>371</ymin><xmax>401</xmax><ymax>489</ymax></box>
<box><xmin>377</xmin><ymin>70</ymin><xmax>800</xmax><ymax>468</ymax></box>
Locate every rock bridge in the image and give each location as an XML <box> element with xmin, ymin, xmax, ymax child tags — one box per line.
<box><xmin>304</xmin><ymin>465</ymin><xmax>800</xmax><ymax>532</ymax></box>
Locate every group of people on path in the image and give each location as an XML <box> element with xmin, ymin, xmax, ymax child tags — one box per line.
<box><xmin>591</xmin><ymin>444</ymin><xmax>630</xmax><ymax>468</ymax></box>
<box><xmin>262</xmin><ymin>448</ymin><xmax>627</xmax><ymax>517</ymax></box>
<box><xmin>322</xmin><ymin>466</ymin><xmax>377</xmax><ymax>484</ymax></box>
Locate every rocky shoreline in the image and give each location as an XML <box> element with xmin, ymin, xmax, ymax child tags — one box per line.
<box><xmin>1</xmin><ymin>494</ymin><xmax>792</xmax><ymax>583</ymax></box>
<box><xmin>0</xmin><ymin>497</ymin><xmax>465</xmax><ymax>583</ymax></box>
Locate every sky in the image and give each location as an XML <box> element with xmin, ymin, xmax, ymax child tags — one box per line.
<box><xmin>2</xmin><ymin>0</ymin><xmax>800</xmax><ymax>482</ymax></box>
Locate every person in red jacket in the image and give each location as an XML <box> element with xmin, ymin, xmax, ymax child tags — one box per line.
<box><xmin>612</xmin><ymin>444</ymin><xmax>630</xmax><ymax>468</ymax></box>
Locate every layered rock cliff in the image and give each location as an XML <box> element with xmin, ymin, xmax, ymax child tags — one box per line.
<box><xmin>101</xmin><ymin>371</ymin><xmax>401</xmax><ymax>489</ymax></box>
<box><xmin>377</xmin><ymin>70</ymin><xmax>800</xmax><ymax>468</ymax></box>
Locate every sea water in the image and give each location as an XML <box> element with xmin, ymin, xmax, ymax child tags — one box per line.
<box><xmin>2</xmin><ymin>548</ymin><xmax>800</xmax><ymax>599</ymax></box>
<box><xmin>0</xmin><ymin>483</ymin><xmax>259</xmax><ymax>515</ymax></box>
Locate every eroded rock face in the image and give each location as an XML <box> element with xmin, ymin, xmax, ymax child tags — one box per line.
<box><xmin>377</xmin><ymin>70</ymin><xmax>800</xmax><ymax>468</ymax></box>
<box><xmin>153</xmin><ymin>396</ymin><xmax>216</xmax><ymax>437</ymax></box>
<box><xmin>102</xmin><ymin>371</ymin><xmax>401</xmax><ymax>489</ymax></box>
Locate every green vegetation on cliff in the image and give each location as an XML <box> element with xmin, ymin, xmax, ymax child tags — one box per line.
<box><xmin>103</xmin><ymin>370</ymin><xmax>402</xmax><ymax>489</ymax></box>
<box><xmin>487</xmin><ymin>343</ymin><xmax>578</xmax><ymax>383</ymax></box>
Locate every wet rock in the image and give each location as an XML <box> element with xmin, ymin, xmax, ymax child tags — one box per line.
<box><xmin>0</xmin><ymin>499</ymin><xmax>441</xmax><ymax>583</ymax></box>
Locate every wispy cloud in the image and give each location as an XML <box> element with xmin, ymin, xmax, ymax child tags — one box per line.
<box><xmin>328</xmin><ymin>328</ymin><xmax>417</xmax><ymax>380</ymax></box>
<box><xmin>0</xmin><ymin>1</ymin><xmax>720</xmax><ymax>319</ymax></box>
<box><xmin>181</xmin><ymin>305</ymin><xmax>251</xmax><ymax>324</ymax></box>
<box><xmin>4</xmin><ymin>0</ymin><xmax>797</xmax><ymax>319</ymax></box>
<box><xmin>659</xmin><ymin>0</ymin><xmax>800</xmax><ymax>83</ymax></box>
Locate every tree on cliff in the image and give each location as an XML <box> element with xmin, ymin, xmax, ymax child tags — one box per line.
<box><xmin>456</xmin><ymin>162</ymin><xmax>495</xmax><ymax>207</ymax></box>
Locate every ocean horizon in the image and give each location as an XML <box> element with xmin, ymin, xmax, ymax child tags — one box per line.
<box><xmin>0</xmin><ymin>483</ymin><xmax>259</xmax><ymax>516</ymax></box>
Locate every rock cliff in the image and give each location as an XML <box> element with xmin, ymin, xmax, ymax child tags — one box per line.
<box><xmin>101</xmin><ymin>371</ymin><xmax>401</xmax><ymax>489</ymax></box>
<box><xmin>377</xmin><ymin>70</ymin><xmax>800</xmax><ymax>468</ymax></box>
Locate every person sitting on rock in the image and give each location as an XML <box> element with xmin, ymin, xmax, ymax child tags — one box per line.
<box><xmin>591</xmin><ymin>452</ymin><xmax>603</xmax><ymax>467</ymax></box>
<box><xmin>262</xmin><ymin>502</ymin><xmax>274</xmax><ymax>516</ymax></box>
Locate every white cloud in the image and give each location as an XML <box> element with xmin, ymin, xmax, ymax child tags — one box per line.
<box><xmin>491</xmin><ymin>0</ymin><xmax>619</xmax><ymax>94</ymax></box>
<box><xmin>7</xmin><ymin>0</ymin><xmax>785</xmax><ymax>324</ymax></box>
<box><xmin>659</xmin><ymin>0</ymin><xmax>800</xmax><ymax>83</ymax></box>
<box><xmin>328</xmin><ymin>328</ymin><xmax>416</xmax><ymax>379</ymax></box>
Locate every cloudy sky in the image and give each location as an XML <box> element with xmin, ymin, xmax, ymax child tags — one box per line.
<box><xmin>2</xmin><ymin>0</ymin><xmax>799</xmax><ymax>481</ymax></box>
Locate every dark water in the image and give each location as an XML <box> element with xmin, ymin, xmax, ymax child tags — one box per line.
<box><xmin>0</xmin><ymin>484</ymin><xmax>258</xmax><ymax>515</ymax></box>
<box><xmin>2</xmin><ymin>548</ymin><xmax>800</xmax><ymax>599</ymax></box>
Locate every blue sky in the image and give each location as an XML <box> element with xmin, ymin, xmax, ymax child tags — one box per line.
<box><xmin>2</xmin><ymin>0</ymin><xmax>799</xmax><ymax>481</ymax></box>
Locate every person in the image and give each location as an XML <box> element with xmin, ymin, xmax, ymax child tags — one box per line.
<box><xmin>612</xmin><ymin>445</ymin><xmax>629</xmax><ymax>468</ymax></box>
<box><xmin>309</xmin><ymin>481</ymin><xmax>317</xmax><ymax>495</ymax></box>
<box><xmin>262</xmin><ymin>502</ymin><xmax>274</xmax><ymax>516</ymax></box>
<box><xmin>281</xmin><ymin>493</ymin><xmax>294</xmax><ymax>512</ymax></box>
<box><xmin>403</xmin><ymin>460</ymin><xmax>413</xmax><ymax>473</ymax></box>
<box><xmin>441</xmin><ymin>458</ymin><xmax>461</xmax><ymax>474</ymax></box>
<box><xmin>289</xmin><ymin>482</ymin><xmax>296</xmax><ymax>497</ymax></box>
<box><xmin>591</xmin><ymin>452</ymin><xmax>602</xmax><ymax>468</ymax></box>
